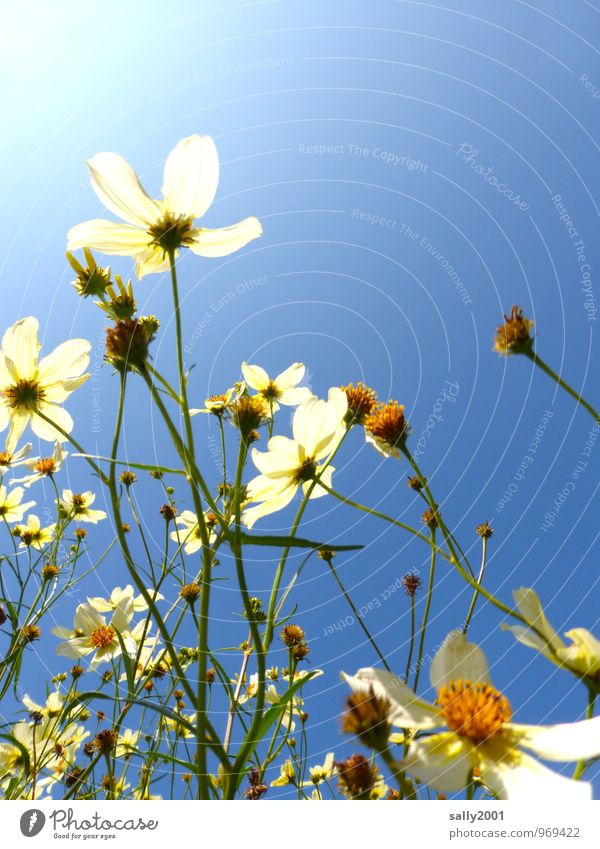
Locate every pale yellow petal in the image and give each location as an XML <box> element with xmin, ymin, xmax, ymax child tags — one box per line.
<box><xmin>87</xmin><ymin>152</ymin><xmax>160</xmax><ymax>226</ymax></box>
<box><xmin>67</xmin><ymin>219</ymin><xmax>150</xmax><ymax>255</ymax></box>
<box><xmin>162</xmin><ymin>135</ymin><xmax>219</xmax><ymax>219</ymax></box>
<box><xmin>1</xmin><ymin>317</ymin><xmax>40</xmax><ymax>381</ymax></box>
<box><xmin>187</xmin><ymin>217</ymin><xmax>262</xmax><ymax>258</ymax></box>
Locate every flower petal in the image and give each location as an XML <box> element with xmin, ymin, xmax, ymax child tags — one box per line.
<box><xmin>87</xmin><ymin>152</ymin><xmax>160</xmax><ymax>226</ymax></box>
<box><xmin>508</xmin><ymin>715</ymin><xmax>600</xmax><ymax>762</ymax></box>
<box><xmin>67</xmin><ymin>219</ymin><xmax>150</xmax><ymax>255</ymax></box>
<box><xmin>341</xmin><ymin>668</ymin><xmax>442</xmax><ymax>730</ymax></box>
<box><xmin>274</xmin><ymin>363</ymin><xmax>305</xmax><ymax>391</ymax></box>
<box><xmin>187</xmin><ymin>217</ymin><xmax>262</xmax><ymax>257</ymax></box>
<box><xmin>162</xmin><ymin>135</ymin><xmax>219</xmax><ymax>219</ymax></box>
<box><xmin>1</xmin><ymin>317</ymin><xmax>40</xmax><ymax>381</ymax></box>
<box><xmin>38</xmin><ymin>339</ymin><xmax>91</xmax><ymax>386</ymax></box>
<box><xmin>430</xmin><ymin>630</ymin><xmax>491</xmax><ymax>690</ymax></box>
<box><xmin>512</xmin><ymin>587</ymin><xmax>565</xmax><ymax>654</ymax></box>
<box><xmin>403</xmin><ymin>732</ymin><xmax>475</xmax><ymax>793</ymax></box>
<box><xmin>31</xmin><ymin>404</ymin><xmax>73</xmax><ymax>443</ymax></box>
<box><xmin>278</xmin><ymin>386</ymin><xmax>314</xmax><ymax>407</ymax></box>
<box><xmin>478</xmin><ymin>741</ymin><xmax>591</xmax><ymax>800</ymax></box>
<box><xmin>134</xmin><ymin>244</ymin><xmax>172</xmax><ymax>279</ymax></box>
<box><xmin>241</xmin><ymin>362</ymin><xmax>269</xmax><ymax>392</ymax></box>
<box><xmin>242</xmin><ymin>486</ymin><xmax>296</xmax><ymax>529</ymax></box>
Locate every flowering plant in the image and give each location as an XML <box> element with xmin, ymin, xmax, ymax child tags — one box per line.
<box><xmin>0</xmin><ymin>135</ymin><xmax>599</xmax><ymax>801</ymax></box>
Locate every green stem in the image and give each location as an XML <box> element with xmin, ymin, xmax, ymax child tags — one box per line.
<box><xmin>413</xmin><ymin>528</ymin><xmax>436</xmax><ymax>693</ymax></box>
<box><xmin>573</xmin><ymin>688</ymin><xmax>597</xmax><ymax>780</ymax></box>
<box><xmin>319</xmin><ymin>483</ymin><xmax>453</xmax><ymax>563</ymax></box>
<box><xmin>463</xmin><ymin>537</ymin><xmax>488</xmax><ymax>634</ymax></box>
<box><xmin>325</xmin><ymin>555</ymin><xmax>391</xmax><ymax>671</ymax></box>
<box><xmin>404</xmin><ymin>593</ymin><xmax>416</xmax><ymax>684</ymax></box>
<box><xmin>525</xmin><ymin>349</ymin><xmax>600</xmax><ymax>423</ymax></box>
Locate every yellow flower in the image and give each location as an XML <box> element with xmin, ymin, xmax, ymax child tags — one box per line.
<box><xmin>67</xmin><ymin>135</ymin><xmax>262</xmax><ymax>278</ymax></box>
<box><xmin>0</xmin><ymin>317</ymin><xmax>90</xmax><ymax>452</ymax></box>
<box><xmin>170</xmin><ymin>509</ymin><xmax>218</xmax><ymax>555</ymax></box>
<box><xmin>10</xmin><ymin>442</ymin><xmax>67</xmax><ymax>488</ymax></box>
<box><xmin>505</xmin><ymin>586</ymin><xmax>600</xmax><ymax>679</ymax></box>
<box><xmin>343</xmin><ymin>631</ymin><xmax>600</xmax><ymax>800</ymax></box>
<box><xmin>0</xmin><ymin>485</ymin><xmax>35</xmax><ymax>523</ymax></box>
<box><xmin>243</xmin><ymin>389</ymin><xmax>347</xmax><ymax>528</ymax></box>
<box><xmin>59</xmin><ymin>490</ymin><xmax>106</xmax><ymax>524</ymax></box>
<box><xmin>15</xmin><ymin>514</ymin><xmax>55</xmax><ymax>549</ymax></box>
<box><xmin>271</xmin><ymin>758</ymin><xmax>296</xmax><ymax>787</ymax></box>
<box><xmin>241</xmin><ymin>362</ymin><xmax>313</xmax><ymax>413</ymax></box>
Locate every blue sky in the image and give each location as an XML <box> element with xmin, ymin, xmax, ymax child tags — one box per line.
<box><xmin>1</xmin><ymin>0</ymin><xmax>599</xmax><ymax>797</ymax></box>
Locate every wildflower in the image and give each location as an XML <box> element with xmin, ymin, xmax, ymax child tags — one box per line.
<box><xmin>342</xmin><ymin>631</ymin><xmax>600</xmax><ymax>799</ymax></box>
<box><xmin>241</xmin><ymin>362</ymin><xmax>312</xmax><ymax>413</ymax></box>
<box><xmin>422</xmin><ymin>507</ymin><xmax>437</xmax><ymax>529</ymax></box>
<box><xmin>93</xmin><ymin>729</ymin><xmax>118</xmax><ymax>755</ymax></box>
<box><xmin>66</xmin><ymin>247</ymin><xmax>112</xmax><ymax>298</ymax></box>
<box><xmin>0</xmin><ymin>442</ymin><xmax>32</xmax><ymax>476</ymax></box>
<box><xmin>41</xmin><ymin>563</ymin><xmax>59</xmax><ymax>582</ymax></box>
<box><xmin>281</xmin><ymin>624</ymin><xmax>305</xmax><ymax>647</ymax></box>
<box><xmin>0</xmin><ymin>485</ymin><xmax>35</xmax><ymax>523</ymax></box>
<box><xmin>53</xmin><ymin>600</ymin><xmax>135</xmax><ymax>668</ymax></box>
<box><xmin>504</xmin><ymin>587</ymin><xmax>600</xmax><ymax>680</ymax></box>
<box><xmin>22</xmin><ymin>691</ymin><xmax>64</xmax><ymax>719</ymax></box>
<box><xmin>119</xmin><ymin>470</ymin><xmax>137</xmax><ymax>486</ymax></box>
<box><xmin>180</xmin><ymin>583</ymin><xmax>201</xmax><ymax>604</ymax></box>
<box><xmin>271</xmin><ymin>758</ymin><xmax>296</xmax><ymax>787</ymax></box>
<box><xmin>476</xmin><ymin>521</ymin><xmax>494</xmax><ymax>539</ymax></box>
<box><xmin>407</xmin><ymin>475</ymin><xmax>424</xmax><ymax>491</ymax></box>
<box><xmin>59</xmin><ymin>490</ymin><xmax>106</xmax><ymax>524</ymax></box>
<box><xmin>365</xmin><ymin>400</ymin><xmax>408</xmax><ymax>458</ymax></box>
<box><xmin>170</xmin><ymin>509</ymin><xmax>218</xmax><ymax>555</ymax></box>
<box><xmin>243</xmin><ymin>389</ymin><xmax>347</xmax><ymax>528</ymax></box>
<box><xmin>341</xmin><ymin>382</ymin><xmax>378</xmax><ymax>425</ymax></box>
<box><xmin>402</xmin><ymin>573</ymin><xmax>422</xmax><ymax>597</ymax></box>
<box><xmin>335</xmin><ymin>753</ymin><xmax>385</xmax><ymax>800</ymax></box>
<box><xmin>189</xmin><ymin>384</ymin><xmax>243</xmax><ymax>416</ymax></box>
<box><xmin>16</xmin><ymin>514</ymin><xmax>55</xmax><ymax>549</ymax></box>
<box><xmin>244</xmin><ymin>769</ymin><xmax>268</xmax><ymax>800</ymax></box>
<box><xmin>162</xmin><ymin>713</ymin><xmax>196</xmax><ymax>739</ymax></box>
<box><xmin>301</xmin><ymin>752</ymin><xmax>336</xmax><ymax>787</ymax></box>
<box><xmin>87</xmin><ymin>585</ymin><xmax>163</xmax><ymax>614</ymax></box>
<box><xmin>160</xmin><ymin>502</ymin><xmax>177</xmax><ymax>521</ymax></box>
<box><xmin>10</xmin><ymin>442</ymin><xmax>67</xmax><ymax>488</ymax></box>
<box><xmin>115</xmin><ymin>729</ymin><xmax>140</xmax><ymax>758</ymax></box>
<box><xmin>493</xmin><ymin>305</ymin><xmax>534</xmax><ymax>355</ymax></box>
<box><xmin>341</xmin><ymin>687</ymin><xmax>391</xmax><ymax>750</ymax></box>
<box><xmin>0</xmin><ymin>317</ymin><xmax>90</xmax><ymax>451</ymax></box>
<box><xmin>21</xmin><ymin>624</ymin><xmax>41</xmax><ymax>643</ymax></box>
<box><xmin>230</xmin><ymin>395</ymin><xmax>270</xmax><ymax>437</ymax></box>
<box><xmin>105</xmin><ymin>316</ymin><xmax>158</xmax><ymax>372</ymax></box>
<box><xmin>67</xmin><ymin>134</ymin><xmax>262</xmax><ymax>278</ymax></box>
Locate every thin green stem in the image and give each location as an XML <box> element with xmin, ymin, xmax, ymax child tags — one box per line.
<box><xmin>324</xmin><ymin>555</ymin><xmax>391</xmax><ymax>671</ymax></box>
<box><xmin>413</xmin><ymin>528</ymin><xmax>436</xmax><ymax>693</ymax></box>
<box><xmin>404</xmin><ymin>593</ymin><xmax>416</xmax><ymax>684</ymax></box>
<box><xmin>573</xmin><ymin>688</ymin><xmax>597</xmax><ymax>780</ymax></box>
<box><xmin>463</xmin><ymin>537</ymin><xmax>488</xmax><ymax>634</ymax></box>
<box><xmin>525</xmin><ymin>349</ymin><xmax>600</xmax><ymax>423</ymax></box>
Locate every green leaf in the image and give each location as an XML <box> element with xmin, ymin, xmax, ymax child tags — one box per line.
<box><xmin>237</xmin><ymin>533</ymin><xmax>363</xmax><ymax>552</ymax></box>
<box><xmin>72</xmin><ymin>454</ymin><xmax>186</xmax><ymax>476</ymax></box>
<box><xmin>253</xmin><ymin>671</ymin><xmax>319</xmax><ymax>746</ymax></box>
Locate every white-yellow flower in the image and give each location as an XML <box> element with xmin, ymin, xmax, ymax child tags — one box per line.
<box><xmin>53</xmin><ymin>600</ymin><xmax>135</xmax><ymax>668</ymax></box>
<box><xmin>16</xmin><ymin>514</ymin><xmax>55</xmax><ymax>549</ymax></box>
<box><xmin>0</xmin><ymin>317</ymin><xmax>90</xmax><ymax>452</ymax></box>
<box><xmin>67</xmin><ymin>135</ymin><xmax>262</xmax><ymax>279</ymax></box>
<box><xmin>10</xmin><ymin>442</ymin><xmax>67</xmax><ymax>488</ymax></box>
<box><xmin>302</xmin><ymin>752</ymin><xmax>336</xmax><ymax>788</ymax></box>
<box><xmin>189</xmin><ymin>384</ymin><xmax>243</xmax><ymax>416</ymax></box>
<box><xmin>0</xmin><ymin>485</ymin><xmax>35</xmax><ymax>523</ymax></box>
<box><xmin>243</xmin><ymin>388</ymin><xmax>347</xmax><ymax>529</ymax></box>
<box><xmin>59</xmin><ymin>490</ymin><xmax>106</xmax><ymax>524</ymax></box>
<box><xmin>87</xmin><ymin>584</ymin><xmax>163</xmax><ymax>613</ymax></box>
<box><xmin>162</xmin><ymin>713</ymin><xmax>197</xmax><ymax>739</ymax></box>
<box><xmin>170</xmin><ymin>509</ymin><xmax>217</xmax><ymax>555</ymax></box>
<box><xmin>115</xmin><ymin>729</ymin><xmax>141</xmax><ymax>758</ymax></box>
<box><xmin>505</xmin><ymin>586</ymin><xmax>600</xmax><ymax>678</ymax></box>
<box><xmin>343</xmin><ymin>630</ymin><xmax>600</xmax><ymax>800</ymax></box>
<box><xmin>241</xmin><ymin>362</ymin><xmax>313</xmax><ymax>414</ymax></box>
<box><xmin>271</xmin><ymin>758</ymin><xmax>296</xmax><ymax>787</ymax></box>
<box><xmin>0</xmin><ymin>442</ymin><xmax>32</xmax><ymax>476</ymax></box>
<box><xmin>22</xmin><ymin>691</ymin><xmax>64</xmax><ymax>719</ymax></box>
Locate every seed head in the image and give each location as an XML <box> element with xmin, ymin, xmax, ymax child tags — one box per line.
<box><xmin>493</xmin><ymin>305</ymin><xmax>534</xmax><ymax>355</ymax></box>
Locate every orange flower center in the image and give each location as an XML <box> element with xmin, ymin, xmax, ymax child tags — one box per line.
<box><xmin>436</xmin><ymin>679</ymin><xmax>511</xmax><ymax>741</ymax></box>
<box><xmin>89</xmin><ymin>625</ymin><xmax>115</xmax><ymax>650</ymax></box>
<box><xmin>34</xmin><ymin>458</ymin><xmax>57</xmax><ymax>476</ymax></box>
<box><xmin>365</xmin><ymin>401</ymin><xmax>407</xmax><ymax>447</ymax></box>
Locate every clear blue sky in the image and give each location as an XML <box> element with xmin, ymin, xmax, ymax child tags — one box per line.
<box><xmin>1</xmin><ymin>0</ymin><xmax>599</xmax><ymax>797</ymax></box>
